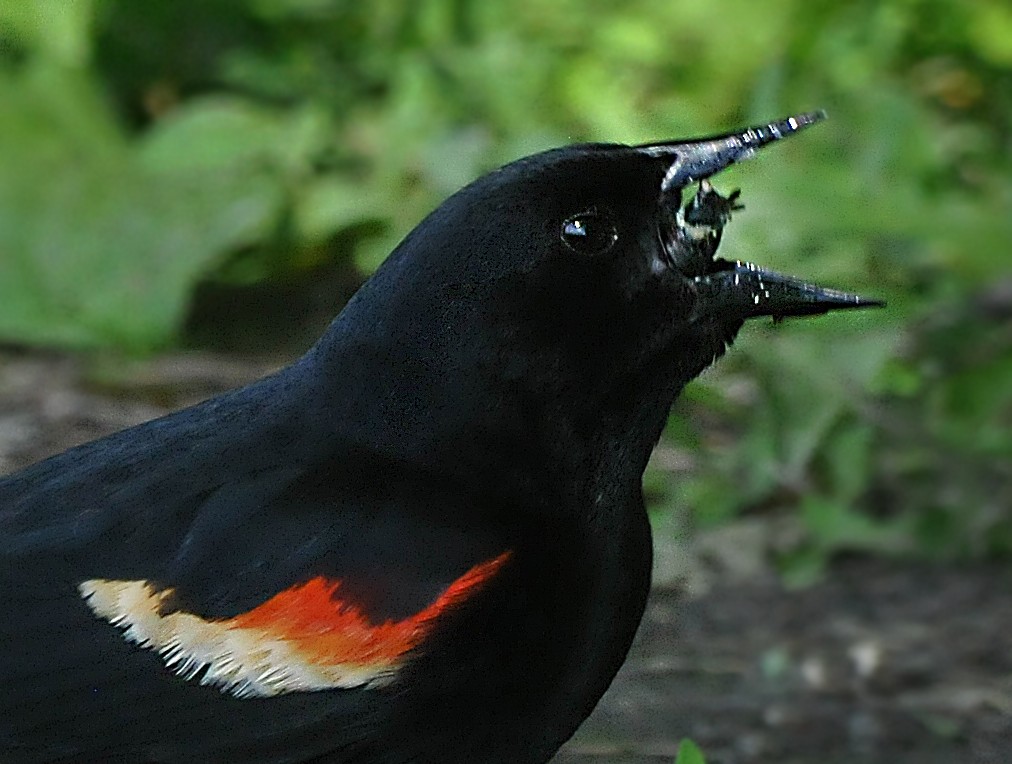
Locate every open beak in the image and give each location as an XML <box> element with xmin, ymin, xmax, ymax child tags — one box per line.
<box><xmin>641</xmin><ymin>111</ymin><xmax>883</xmax><ymax>321</ymax></box>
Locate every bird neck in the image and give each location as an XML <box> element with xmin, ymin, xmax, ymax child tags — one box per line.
<box><xmin>304</xmin><ymin>315</ymin><xmax>686</xmax><ymax>527</ymax></box>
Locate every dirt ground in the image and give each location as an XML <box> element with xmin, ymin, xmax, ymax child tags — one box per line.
<box><xmin>1</xmin><ymin>349</ymin><xmax>1009</xmax><ymax>764</ymax></box>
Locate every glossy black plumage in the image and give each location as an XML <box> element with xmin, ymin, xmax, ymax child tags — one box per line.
<box><xmin>1</xmin><ymin>113</ymin><xmax>878</xmax><ymax>763</ymax></box>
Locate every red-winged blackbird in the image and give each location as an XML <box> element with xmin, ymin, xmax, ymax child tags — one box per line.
<box><xmin>1</xmin><ymin>112</ymin><xmax>879</xmax><ymax>763</ymax></box>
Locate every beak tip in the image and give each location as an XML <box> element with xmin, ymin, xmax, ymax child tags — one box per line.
<box><xmin>651</xmin><ymin>109</ymin><xmax>831</xmax><ymax>191</ymax></box>
<box><xmin>701</xmin><ymin>263</ymin><xmax>887</xmax><ymax>321</ymax></box>
<box><xmin>801</xmin><ymin>108</ymin><xmax>829</xmax><ymax>125</ymax></box>
<box><xmin>792</xmin><ymin>287</ymin><xmax>887</xmax><ymax>317</ymax></box>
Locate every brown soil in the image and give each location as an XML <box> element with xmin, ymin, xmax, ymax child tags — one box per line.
<box><xmin>561</xmin><ymin>563</ymin><xmax>1012</xmax><ymax>763</ymax></box>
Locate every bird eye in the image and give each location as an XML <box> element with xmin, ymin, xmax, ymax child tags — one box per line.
<box><xmin>560</xmin><ymin>209</ymin><xmax>618</xmax><ymax>256</ymax></box>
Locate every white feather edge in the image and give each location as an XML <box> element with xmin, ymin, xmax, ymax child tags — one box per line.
<box><xmin>79</xmin><ymin>578</ymin><xmax>398</xmax><ymax>699</ymax></box>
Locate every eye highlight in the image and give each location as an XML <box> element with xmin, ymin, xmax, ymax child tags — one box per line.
<box><xmin>560</xmin><ymin>209</ymin><xmax>618</xmax><ymax>256</ymax></box>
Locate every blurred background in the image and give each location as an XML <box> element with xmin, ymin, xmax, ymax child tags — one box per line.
<box><xmin>1</xmin><ymin>1</ymin><xmax>1010</xmax><ymax>762</ymax></box>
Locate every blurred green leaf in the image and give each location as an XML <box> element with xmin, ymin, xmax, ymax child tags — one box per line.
<box><xmin>800</xmin><ymin>495</ymin><xmax>906</xmax><ymax>552</ymax></box>
<box><xmin>0</xmin><ymin>161</ymin><xmax>281</xmax><ymax>350</ymax></box>
<box><xmin>0</xmin><ymin>0</ymin><xmax>95</xmax><ymax>65</ymax></box>
<box><xmin>0</xmin><ymin>67</ymin><xmax>282</xmax><ymax>350</ymax></box>
<box><xmin>674</xmin><ymin>738</ymin><xmax>707</xmax><ymax>764</ymax></box>
<box><xmin>140</xmin><ymin>98</ymin><xmax>291</xmax><ymax>173</ymax></box>
<box><xmin>969</xmin><ymin>1</ymin><xmax>1012</xmax><ymax>66</ymax></box>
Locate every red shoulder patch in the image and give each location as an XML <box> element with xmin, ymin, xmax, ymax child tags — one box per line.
<box><xmin>79</xmin><ymin>550</ymin><xmax>512</xmax><ymax>698</ymax></box>
<box><xmin>229</xmin><ymin>550</ymin><xmax>512</xmax><ymax>665</ymax></box>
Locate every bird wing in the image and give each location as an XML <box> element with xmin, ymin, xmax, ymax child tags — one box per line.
<box><xmin>0</xmin><ymin>396</ymin><xmax>513</xmax><ymax>761</ymax></box>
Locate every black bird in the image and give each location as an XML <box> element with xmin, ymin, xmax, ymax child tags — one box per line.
<box><xmin>1</xmin><ymin>112</ymin><xmax>879</xmax><ymax>763</ymax></box>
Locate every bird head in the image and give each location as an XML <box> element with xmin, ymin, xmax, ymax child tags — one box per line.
<box><xmin>322</xmin><ymin>112</ymin><xmax>881</xmax><ymax>484</ymax></box>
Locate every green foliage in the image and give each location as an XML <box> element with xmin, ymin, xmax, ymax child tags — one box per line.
<box><xmin>674</xmin><ymin>738</ymin><xmax>707</xmax><ymax>764</ymax></box>
<box><xmin>1</xmin><ymin>0</ymin><xmax>1010</xmax><ymax>560</ymax></box>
